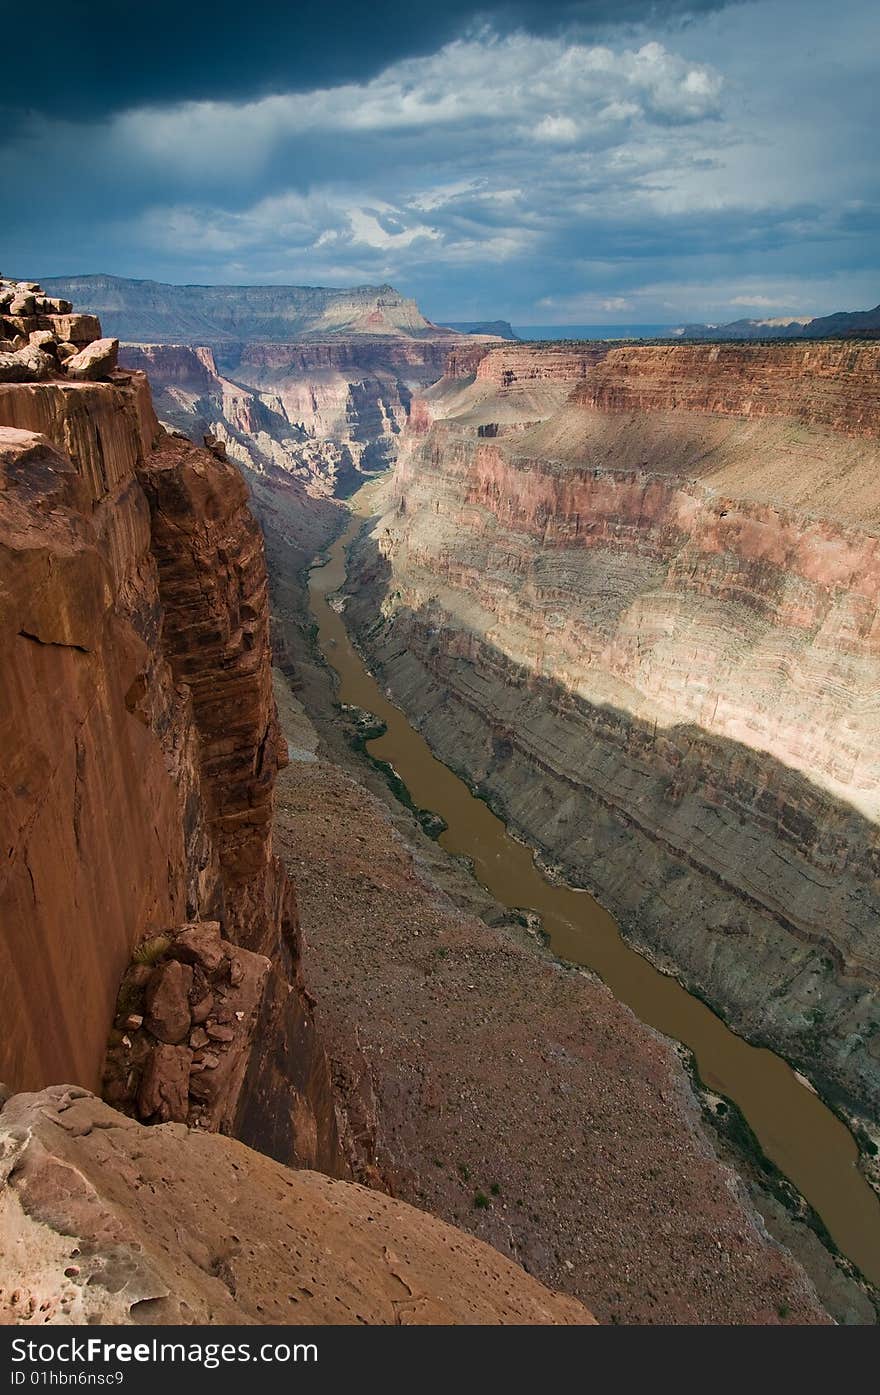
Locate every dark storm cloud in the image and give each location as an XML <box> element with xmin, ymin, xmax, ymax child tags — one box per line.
<box><xmin>1</xmin><ymin>0</ymin><xmax>876</xmax><ymax>322</ymax></box>
<box><xmin>7</xmin><ymin>1</ymin><xmax>736</xmax><ymax>122</ymax></box>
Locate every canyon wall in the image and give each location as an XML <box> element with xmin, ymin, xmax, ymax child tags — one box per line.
<box><xmin>348</xmin><ymin>340</ymin><xmax>880</xmax><ymax>1124</ymax></box>
<box><xmin>121</xmin><ymin>337</ymin><xmax>468</xmax><ymax>495</ymax></box>
<box><xmin>0</xmin><ymin>321</ymin><xmax>340</xmax><ymax>1173</ymax></box>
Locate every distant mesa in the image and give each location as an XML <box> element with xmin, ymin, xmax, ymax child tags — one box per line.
<box><xmin>440</xmin><ymin>319</ymin><xmax>519</xmax><ymax>340</ymax></box>
<box><xmin>676</xmin><ymin>301</ymin><xmax>880</xmax><ymax>340</ymax></box>
<box><xmin>39</xmin><ymin>273</ymin><xmax>461</xmax><ymax>345</ymax></box>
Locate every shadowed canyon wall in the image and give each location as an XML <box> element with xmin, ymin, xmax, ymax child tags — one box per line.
<box><xmin>0</xmin><ymin>346</ymin><xmax>340</xmax><ymax>1172</ymax></box>
<box><xmin>347</xmin><ymin>340</ymin><xmax>880</xmax><ymax>1124</ymax></box>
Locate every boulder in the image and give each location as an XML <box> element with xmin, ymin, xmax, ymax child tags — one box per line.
<box><xmin>55</xmin><ymin>341</ymin><xmax>77</xmax><ymax>361</ymax></box>
<box><xmin>169</xmin><ymin>921</ymin><xmax>227</xmax><ymax>976</ymax></box>
<box><xmin>144</xmin><ymin>960</ymin><xmax>193</xmax><ymax>1044</ymax></box>
<box><xmin>45</xmin><ymin>312</ymin><xmax>101</xmax><ymax>346</ymax></box>
<box><xmin>29</xmin><ymin>329</ymin><xmax>58</xmax><ymax>352</ymax></box>
<box><xmin>9</xmin><ymin>294</ymin><xmax>36</xmax><ymax>316</ymax></box>
<box><xmin>63</xmin><ymin>337</ymin><xmax>118</xmax><ymax>381</ymax></box>
<box><xmin>0</xmin><ymin>346</ymin><xmax>54</xmax><ymax>382</ymax></box>
<box><xmin>137</xmin><ymin>1045</ymin><xmax>192</xmax><ymax>1122</ymax></box>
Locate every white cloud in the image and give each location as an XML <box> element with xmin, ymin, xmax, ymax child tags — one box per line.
<box><xmin>3</xmin><ymin>0</ymin><xmax>876</xmax><ymax>322</ymax></box>
<box><xmin>534</xmin><ymin>115</ymin><xmax>580</xmax><ymax>143</ymax></box>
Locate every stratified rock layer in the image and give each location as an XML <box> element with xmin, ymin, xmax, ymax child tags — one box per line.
<box><xmin>0</xmin><ymin>1087</ymin><xmax>593</xmax><ymax>1326</ymax></box>
<box><xmin>348</xmin><ymin>340</ymin><xmax>880</xmax><ymax>1122</ymax></box>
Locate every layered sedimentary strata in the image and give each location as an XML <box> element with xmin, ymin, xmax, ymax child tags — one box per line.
<box><xmin>0</xmin><ymin>301</ymin><xmax>339</xmax><ymax>1172</ymax></box>
<box><xmin>0</xmin><ymin>1087</ymin><xmax>593</xmax><ymax>1325</ymax></box>
<box><xmin>347</xmin><ymin>341</ymin><xmax>880</xmax><ymax>1122</ymax></box>
<box><xmin>120</xmin><ymin>337</ymin><xmax>476</xmax><ymax>492</ymax></box>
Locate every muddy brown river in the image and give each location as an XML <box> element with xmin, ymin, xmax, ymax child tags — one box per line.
<box><xmin>310</xmin><ymin>506</ymin><xmax>880</xmax><ymax>1290</ymax></box>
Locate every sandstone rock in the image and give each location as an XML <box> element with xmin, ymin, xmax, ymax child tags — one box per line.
<box><xmin>0</xmin><ymin>352</ymin><xmax>341</xmax><ymax>1173</ymax></box>
<box><xmin>44</xmin><ymin>312</ymin><xmax>101</xmax><ymax>345</ymax></box>
<box><xmin>144</xmin><ymin>960</ymin><xmax>193</xmax><ymax>1044</ymax></box>
<box><xmin>9</xmin><ymin>294</ymin><xmax>35</xmax><ymax>316</ymax></box>
<box><xmin>29</xmin><ymin>330</ymin><xmax>58</xmax><ymax>352</ymax></box>
<box><xmin>0</xmin><ymin>1088</ymin><xmax>594</xmax><ymax>1325</ymax></box>
<box><xmin>189</xmin><ymin>1027</ymin><xmax>209</xmax><ymax>1049</ymax></box>
<box><xmin>137</xmin><ymin>1045</ymin><xmax>192</xmax><ymax>1122</ymax></box>
<box><xmin>55</xmin><ymin>341</ymin><xmax>77</xmax><ymax>361</ymax></box>
<box><xmin>169</xmin><ymin>920</ymin><xmax>227</xmax><ymax>975</ymax></box>
<box><xmin>0</xmin><ymin>345</ymin><xmax>54</xmax><ymax>382</ymax></box>
<box><xmin>39</xmin><ymin>297</ymin><xmax>73</xmax><ymax>314</ymax></box>
<box><xmin>63</xmin><ymin>337</ymin><xmax>118</xmax><ymax>381</ymax></box>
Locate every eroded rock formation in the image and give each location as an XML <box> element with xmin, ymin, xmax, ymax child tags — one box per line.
<box><xmin>347</xmin><ymin>340</ymin><xmax>880</xmax><ymax>1125</ymax></box>
<box><xmin>0</xmin><ymin>1087</ymin><xmax>592</xmax><ymax>1325</ymax></box>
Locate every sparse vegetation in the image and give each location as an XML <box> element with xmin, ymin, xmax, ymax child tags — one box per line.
<box><xmin>132</xmin><ymin>933</ymin><xmax>171</xmax><ymax>966</ymax></box>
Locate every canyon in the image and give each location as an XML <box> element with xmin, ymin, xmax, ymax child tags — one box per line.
<box><xmin>2</xmin><ymin>274</ymin><xmax>879</xmax><ymax>1326</ymax></box>
<box><xmin>0</xmin><ymin>280</ymin><xmax>592</xmax><ymax>1326</ymax></box>
<box><xmin>346</xmin><ymin>338</ymin><xmax>880</xmax><ymax>1138</ymax></box>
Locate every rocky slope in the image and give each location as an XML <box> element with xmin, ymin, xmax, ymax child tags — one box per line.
<box><xmin>0</xmin><ymin>1087</ymin><xmax>591</xmax><ymax>1325</ymax></box>
<box><xmin>43</xmin><ymin>275</ymin><xmax>499</xmax><ymax>496</ymax></box>
<box><xmin>346</xmin><ymin>340</ymin><xmax>880</xmax><ymax>1128</ymax></box>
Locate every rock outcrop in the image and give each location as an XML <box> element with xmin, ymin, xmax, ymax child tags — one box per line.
<box><xmin>0</xmin><ymin>290</ymin><xmax>339</xmax><ymax>1174</ymax></box>
<box><xmin>0</xmin><ymin>1087</ymin><xmax>593</xmax><ymax>1325</ymax></box>
<box><xmin>347</xmin><ymin>340</ymin><xmax>880</xmax><ymax>1126</ymax></box>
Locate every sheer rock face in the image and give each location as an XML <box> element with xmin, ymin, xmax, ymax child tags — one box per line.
<box><xmin>0</xmin><ymin>1087</ymin><xmax>594</xmax><ymax>1327</ymax></box>
<box><xmin>347</xmin><ymin>341</ymin><xmax>880</xmax><ymax>1122</ymax></box>
<box><xmin>137</xmin><ymin>434</ymin><xmax>285</xmax><ymax>933</ymax></box>
<box><xmin>0</xmin><ymin>344</ymin><xmax>340</xmax><ymax>1174</ymax></box>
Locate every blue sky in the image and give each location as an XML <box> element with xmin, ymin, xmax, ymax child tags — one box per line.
<box><xmin>2</xmin><ymin>0</ymin><xmax>877</xmax><ymax>323</ymax></box>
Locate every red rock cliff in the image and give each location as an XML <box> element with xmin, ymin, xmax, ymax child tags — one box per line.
<box><xmin>0</xmin><ymin>311</ymin><xmax>340</xmax><ymax>1173</ymax></box>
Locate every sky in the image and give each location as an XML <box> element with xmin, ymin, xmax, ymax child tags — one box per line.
<box><xmin>2</xmin><ymin>0</ymin><xmax>877</xmax><ymax>324</ymax></box>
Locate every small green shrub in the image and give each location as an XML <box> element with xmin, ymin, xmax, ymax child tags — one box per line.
<box><xmin>132</xmin><ymin>934</ymin><xmax>171</xmax><ymax>966</ymax></box>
